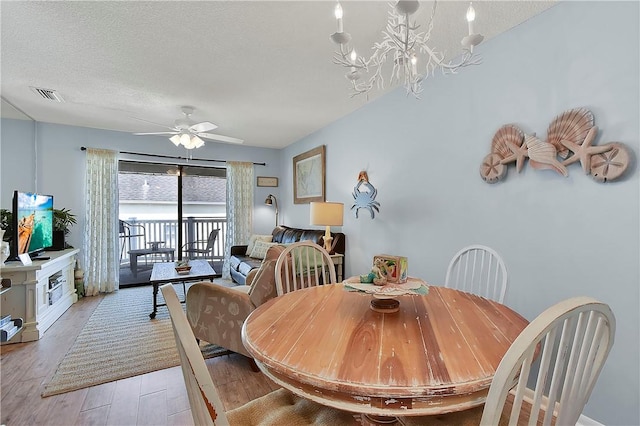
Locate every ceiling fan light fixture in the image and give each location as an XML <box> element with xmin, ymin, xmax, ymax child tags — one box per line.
<box><xmin>180</xmin><ymin>133</ymin><xmax>191</xmax><ymax>147</ymax></box>
<box><xmin>191</xmin><ymin>135</ymin><xmax>205</xmax><ymax>148</ymax></box>
<box><xmin>169</xmin><ymin>132</ymin><xmax>205</xmax><ymax>149</ymax></box>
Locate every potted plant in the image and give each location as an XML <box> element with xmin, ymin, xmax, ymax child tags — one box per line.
<box><xmin>0</xmin><ymin>209</ymin><xmax>12</xmax><ymax>241</ymax></box>
<box><xmin>52</xmin><ymin>208</ymin><xmax>77</xmax><ymax>250</ymax></box>
<box><xmin>0</xmin><ymin>209</ymin><xmax>11</xmax><ymax>265</ymax></box>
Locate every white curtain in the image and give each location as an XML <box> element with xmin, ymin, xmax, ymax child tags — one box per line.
<box><xmin>223</xmin><ymin>161</ymin><xmax>254</xmax><ymax>279</ymax></box>
<box><xmin>83</xmin><ymin>148</ymin><xmax>119</xmax><ymax>295</ymax></box>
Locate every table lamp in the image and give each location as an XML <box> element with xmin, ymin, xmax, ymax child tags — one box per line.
<box><xmin>265</xmin><ymin>194</ymin><xmax>278</xmax><ymax>227</ymax></box>
<box><xmin>310</xmin><ymin>202</ymin><xmax>344</xmax><ymax>252</ymax></box>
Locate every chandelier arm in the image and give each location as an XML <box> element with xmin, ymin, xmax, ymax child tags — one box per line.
<box><xmin>403</xmin><ymin>14</ymin><xmax>412</xmax><ymax>54</ymax></box>
<box><xmin>334</xmin><ymin>42</ymin><xmax>378</xmax><ymax>72</ymax></box>
<box><xmin>350</xmin><ymin>79</ymin><xmax>374</xmax><ymax>97</ymax></box>
<box><xmin>388</xmin><ymin>32</ymin><xmax>416</xmax><ymax>54</ymax></box>
<box><xmin>420</xmin><ymin>44</ymin><xmax>481</xmax><ymax>71</ymax></box>
<box><xmin>424</xmin><ymin>0</ymin><xmax>437</xmax><ymax>40</ymax></box>
<box><xmin>386</xmin><ymin>17</ymin><xmax>410</xmax><ymax>52</ymax></box>
<box><xmin>367</xmin><ymin>47</ymin><xmax>391</xmax><ymax>87</ymax></box>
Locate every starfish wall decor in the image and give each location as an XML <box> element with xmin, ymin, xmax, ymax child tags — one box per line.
<box><xmin>480</xmin><ymin>108</ymin><xmax>631</xmax><ymax>184</ymax></box>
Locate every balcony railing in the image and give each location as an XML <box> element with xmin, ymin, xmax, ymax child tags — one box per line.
<box><xmin>119</xmin><ymin>217</ymin><xmax>227</xmax><ymax>264</ymax></box>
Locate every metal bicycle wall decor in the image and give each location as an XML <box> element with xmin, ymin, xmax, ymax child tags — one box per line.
<box><xmin>480</xmin><ymin>108</ymin><xmax>631</xmax><ymax>184</ymax></box>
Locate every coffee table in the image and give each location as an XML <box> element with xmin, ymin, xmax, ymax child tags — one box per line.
<box><xmin>148</xmin><ymin>260</ymin><xmax>218</xmax><ymax>319</ymax></box>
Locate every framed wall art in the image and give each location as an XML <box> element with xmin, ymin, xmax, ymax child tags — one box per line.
<box><xmin>257</xmin><ymin>176</ymin><xmax>279</xmax><ymax>187</ymax></box>
<box><xmin>293</xmin><ymin>145</ymin><xmax>325</xmax><ymax>204</ymax></box>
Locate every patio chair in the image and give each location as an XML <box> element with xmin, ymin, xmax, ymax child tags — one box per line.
<box><xmin>161</xmin><ymin>282</ymin><xmax>358</xmax><ymax>425</ymax></box>
<box><xmin>399</xmin><ymin>296</ymin><xmax>615</xmax><ymax>426</ymax></box>
<box><xmin>182</xmin><ymin>229</ymin><xmax>219</xmax><ymax>260</ymax></box>
<box><xmin>119</xmin><ymin>220</ymin><xmax>146</xmax><ymax>261</ymax></box>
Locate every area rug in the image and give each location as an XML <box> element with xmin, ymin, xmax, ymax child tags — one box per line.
<box><xmin>42</xmin><ymin>283</ymin><xmax>231</xmax><ymax>397</ymax></box>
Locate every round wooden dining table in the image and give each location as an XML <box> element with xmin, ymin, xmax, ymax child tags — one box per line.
<box><xmin>241</xmin><ymin>283</ymin><xmax>529</xmax><ymax>422</ymax></box>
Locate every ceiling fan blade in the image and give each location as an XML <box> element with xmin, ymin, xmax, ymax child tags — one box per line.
<box><xmin>198</xmin><ymin>132</ymin><xmax>244</xmax><ymax>144</ymax></box>
<box><xmin>189</xmin><ymin>121</ymin><xmax>217</xmax><ymax>133</ymax></box>
<box><xmin>130</xmin><ymin>116</ymin><xmax>177</xmax><ymax>131</ymax></box>
<box><xmin>133</xmin><ymin>132</ymin><xmax>178</xmax><ymax>136</ymax></box>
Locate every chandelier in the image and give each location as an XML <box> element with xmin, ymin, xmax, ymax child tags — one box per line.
<box><xmin>169</xmin><ymin>133</ymin><xmax>205</xmax><ymax>150</ymax></box>
<box><xmin>330</xmin><ymin>0</ymin><xmax>484</xmax><ymax>98</ymax></box>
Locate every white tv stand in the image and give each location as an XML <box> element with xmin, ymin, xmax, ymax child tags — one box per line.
<box><xmin>0</xmin><ymin>249</ymin><xmax>79</xmax><ymax>343</ymax></box>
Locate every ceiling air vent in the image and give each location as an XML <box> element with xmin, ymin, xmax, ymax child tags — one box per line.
<box><xmin>30</xmin><ymin>86</ymin><xmax>64</xmax><ymax>102</ymax></box>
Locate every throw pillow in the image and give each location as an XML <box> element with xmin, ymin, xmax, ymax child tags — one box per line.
<box><xmin>245</xmin><ymin>234</ymin><xmax>273</xmax><ymax>256</ymax></box>
<box><xmin>248</xmin><ymin>259</ymin><xmax>278</xmax><ymax>307</ymax></box>
<box><xmin>249</xmin><ymin>241</ymin><xmax>279</xmax><ymax>259</ymax></box>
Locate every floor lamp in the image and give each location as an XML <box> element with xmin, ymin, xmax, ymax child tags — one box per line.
<box><xmin>310</xmin><ymin>202</ymin><xmax>344</xmax><ymax>252</ymax></box>
<box><xmin>265</xmin><ymin>194</ymin><xmax>278</xmax><ymax>227</ymax></box>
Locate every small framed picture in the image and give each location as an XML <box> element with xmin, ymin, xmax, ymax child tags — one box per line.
<box><xmin>257</xmin><ymin>176</ymin><xmax>279</xmax><ymax>187</ymax></box>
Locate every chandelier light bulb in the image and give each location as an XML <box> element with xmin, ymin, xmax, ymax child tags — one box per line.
<box><xmin>334</xmin><ymin>2</ymin><xmax>343</xmax><ymax>20</ymax></box>
<box><xmin>410</xmin><ymin>55</ymin><xmax>418</xmax><ymax>75</ymax></box>
<box><xmin>466</xmin><ymin>2</ymin><xmax>476</xmax><ymax>36</ymax></box>
<box><xmin>170</xmin><ymin>134</ymin><xmax>181</xmax><ymax>146</ymax></box>
<box><xmin>466</xmin><ymin>2</ymin><xmax>476</xmax><ymax>22</ymax></box>
<box><xmin>335</xmin><ymin>2</ymin><xmax>344</xmax><ymax>33</ymax></box>
<box><xmin>349</xmin><ymin>49</ymin><xmax>358</xmax><ymax>73</ymax></box>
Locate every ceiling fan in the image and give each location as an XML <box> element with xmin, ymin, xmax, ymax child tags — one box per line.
<box><xmin>132</xmin><ymin>106</ymin><xmax>243</xmax><ymax>149</ymax></box>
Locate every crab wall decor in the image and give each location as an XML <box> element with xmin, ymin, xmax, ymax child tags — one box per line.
<box><xmin>480</xmin><ymin>108</ymin><xmax>631</xmax><ymax>184</ymax></box>
<box><xmin>351</xmin><ymin>171</ymin><xmax>380</xmax><ymax>219</ymax></box>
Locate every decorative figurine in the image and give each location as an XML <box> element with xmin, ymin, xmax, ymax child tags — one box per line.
<box><xmin>360</xmin><ymin>257</ymin><xmax>388</xmax><ymax>285</ymax></box>
<box><xmin>351</xmin><ymin>171</ymin><xmax>380</xmax><ymax>219</ymax></box>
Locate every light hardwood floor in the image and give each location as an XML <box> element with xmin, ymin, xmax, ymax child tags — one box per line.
<box><xmin>0</xmin><ymin>291</ymin><xmax>279</xmax><ymax>426</ymax></box>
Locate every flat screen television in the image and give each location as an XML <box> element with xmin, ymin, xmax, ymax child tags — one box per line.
<box><xmin>10</xmin><ymin>190</ymin><xmax>54</xmax><ymax>260</ymax></box>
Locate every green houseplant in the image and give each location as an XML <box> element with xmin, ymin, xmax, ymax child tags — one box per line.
<box><xmin>52</xmin><ymin>208</ymin><xmax>77</xmax><ymax>249</ymax></box>
<box><xmin>0</xmin><ymin>209</ymin><xmax>12</xmax><ymax>241</ymax></box>
<box><xmin>53</xmin><ymin>208</ymin><xmax>77</xmax><ymax>235</ymax></box>
<box><xmin>0</xmin><ymin>209</ymin><xmax>11</xmax><ymax>264</ymax></box>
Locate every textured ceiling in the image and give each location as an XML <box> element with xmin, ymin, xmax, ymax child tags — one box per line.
<box><xmin>0</xmin><ymin>1</ymin><xmax>556</xmax><ymax>149</ymax></box>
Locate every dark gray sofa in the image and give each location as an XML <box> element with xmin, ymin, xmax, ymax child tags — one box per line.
<box><xmin>229</xmin><ymin>225</ymin><xmax>346</xmax><ymax>284</ymax></box>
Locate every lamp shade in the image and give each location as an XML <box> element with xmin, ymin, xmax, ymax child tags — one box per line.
<box><xmin>310</xmin><ymin>202</ymin><xmax>344</xmax><ymax>226</ymax></box>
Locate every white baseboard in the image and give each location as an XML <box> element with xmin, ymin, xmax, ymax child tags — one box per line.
<box><xmin>578</xmin><ymin>414</ymin><xmax>604</xmax><ymax>426</ymax></box>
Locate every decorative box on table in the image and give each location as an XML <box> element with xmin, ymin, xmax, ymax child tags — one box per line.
<box><xmin>373</xmin><ymin>254</ymin><xmax>408</xmax><ymax>283</ymax></box>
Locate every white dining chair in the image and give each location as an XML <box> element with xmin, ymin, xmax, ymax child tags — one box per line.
<box><xmin>445</xmin><ymin>244</ymin><xmax>508</xmax><ymax>303</ymax></box>
<box><xmin>160</xmin><ymin>283</ymin><xmax>357</xmax><ymax>425</ymax></box>
<box><xmin>274</xmin><ymin>241</ymin><xmax>337</xmax><ymax>296</ymax></box>
<box><xmin>399</xmin><ymin>296</ymin><xmax>616</xmax><ymax>426</ymax></box>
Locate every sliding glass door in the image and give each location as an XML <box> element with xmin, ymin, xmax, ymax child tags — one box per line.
<box><xmin>118</xmin><ymin>161</ymin><xmax>226</xmax><ymax>285</ymax></box>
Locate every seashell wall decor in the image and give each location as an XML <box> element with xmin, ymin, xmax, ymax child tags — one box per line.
<box><xmin>480</xmin><ymin>108</ymin><xmax>632</xmax><ymax>183</ymax></box>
